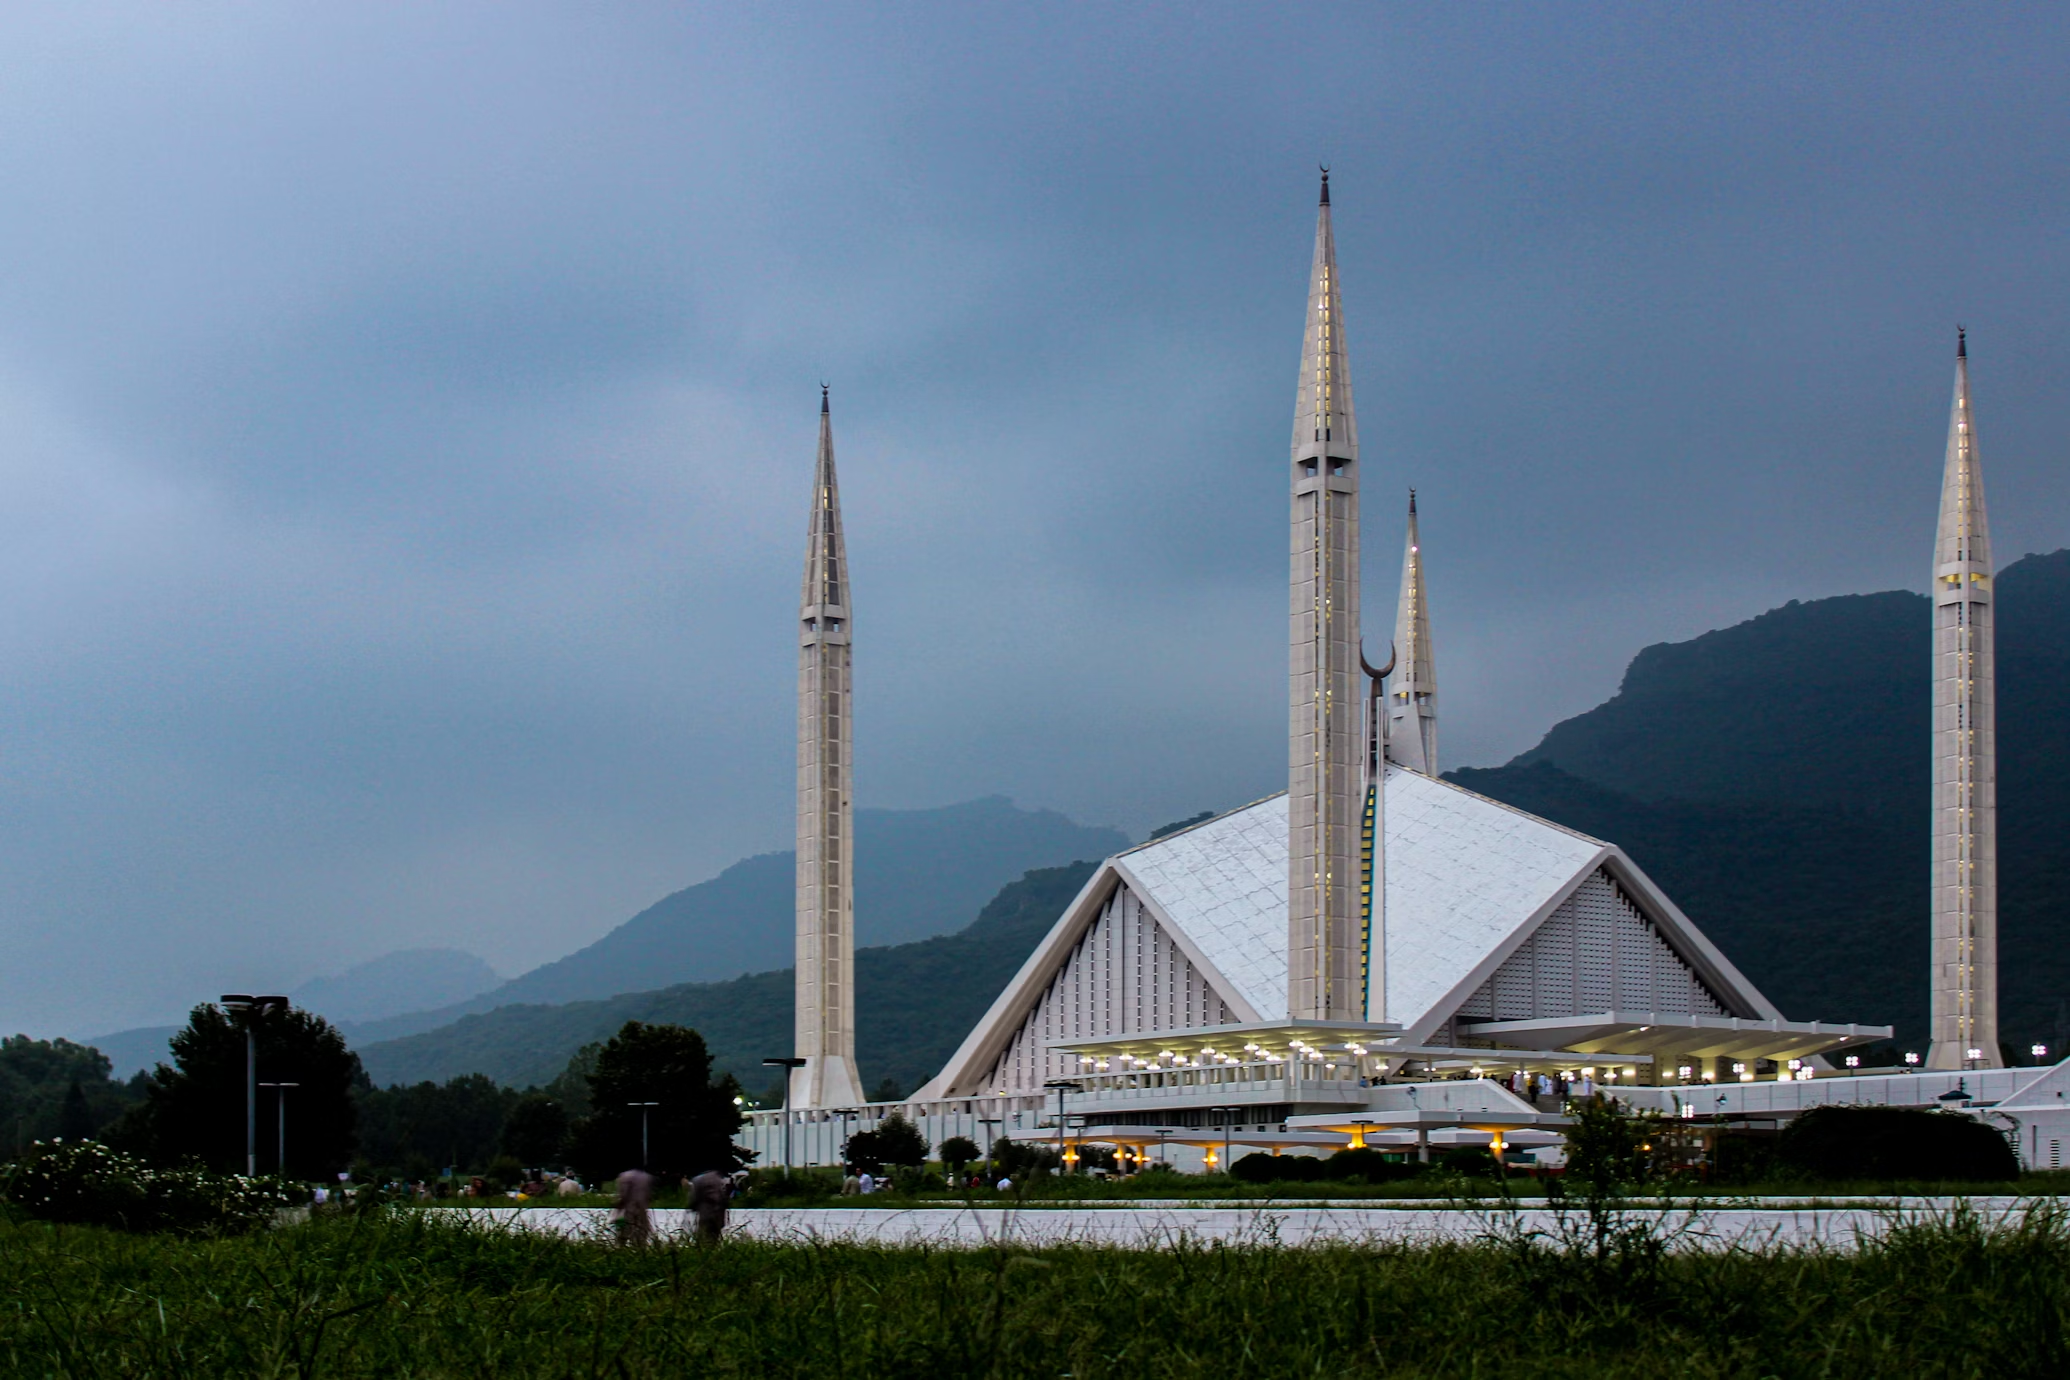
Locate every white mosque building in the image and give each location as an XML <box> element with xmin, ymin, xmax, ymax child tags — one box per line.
<box><xmin>744</xmin><ymin>176</ymin><xmax>2070</xmax><ymax>1173</ymax></box>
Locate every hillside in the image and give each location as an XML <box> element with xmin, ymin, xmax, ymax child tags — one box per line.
<box><xmin>344</xmin><ymin>797</ymin><xmax>1124</xmax><ymax>1043</ymax></box>
<box><xmin>356</xmin><ymin>860</ymin><xmax>1100</xmax><ymax>1095</ymax></box>
<box><xmin>1461</xmin><ymin>548</ymin><xmax>2070</xmax><ymax>1053</ymax></box>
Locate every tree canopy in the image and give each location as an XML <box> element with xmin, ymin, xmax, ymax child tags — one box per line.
<box><xmin>563</xmin><ymin>1022</ymin><xmax>746</xmax><ymax>1181</ymax></box>
<box><xmin>111</xmin><ymin>1004</ymin><xmax>363</xmax><ymax>1177</ymax></box>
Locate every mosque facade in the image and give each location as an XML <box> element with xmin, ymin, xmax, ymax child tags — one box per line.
<box><xmin>745</xmin><ymin>177</ymin><xmax>2068</xmax><ymax>1170</ymax></box>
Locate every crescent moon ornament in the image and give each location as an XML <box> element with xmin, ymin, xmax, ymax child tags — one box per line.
<box><xmin>1361</xmin><ymin>640</ymin><xmax>1396</xmax><ymax>682</ymax></box>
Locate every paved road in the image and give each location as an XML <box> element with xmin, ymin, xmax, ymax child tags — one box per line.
<box><xmin>459</xmin><ymin>1197</ymin><xmax>2053</xmax><ymax>1250</ymax></box>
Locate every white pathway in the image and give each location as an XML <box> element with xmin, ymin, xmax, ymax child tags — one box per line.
<box><xmin>456</xmin><ymin>1197</ymin><xmax>2055</xmax><ymax>1251</ymax></box>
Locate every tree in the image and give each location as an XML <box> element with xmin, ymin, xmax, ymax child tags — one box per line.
<box><xmin>110</xmin><ymin>1003</ymin><xmax>363</xmax><ymax>1178</ymax></box>
<box><xmin>355</xmin><ymin>1074</ymin><xmax>518</xmax><ymax>1177</ymax></box>
<box><xmin>563</xmin><ymin>1022</ymin><xmax>746</xmax><ymax>1181</ymax></box>
<box><xmin>0</xmin><ymin>1035</ymin><xmax>138</xmax><ymax>1149</ymax></box>
<box><xmin>845</xmin><ymin>1112</ymin><xmax>928</xmax><ymax>1174</ymax></box>
<box><xmin>1775</xmin><ymin>1106</ymin><xmax>2020</xmax><ymax>1183</ymax></box>
<box><xmin>940</xmin><ymin>1135</ymin><xmax>980</xmax><ymax>1174</ymax></box>
<box><xmin>56</xmin><ymin>1081</ymin><xmax>95</xmax><ymax>1140</ymax></box>
<box><xmin>501</xmin><ymin>1093</ymin><xmax>570</xmax><ymax>1165</ymax></box>
<box><xmin>545</xmin><ymin>1043</ymin><xmax>601</xmax><ymax>1119</ymax></box>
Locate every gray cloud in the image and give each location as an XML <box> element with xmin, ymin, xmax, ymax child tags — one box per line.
<box><xmin>0</xmin><ymin>3</ymin><xmax>2065</xmax><ymax>1034</ymax></box>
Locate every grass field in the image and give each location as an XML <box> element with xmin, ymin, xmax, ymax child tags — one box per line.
<box><xmin>3</xmin><ymin>1202</ymin><xmax>2068</xmax><ymax>1377</ymax></box>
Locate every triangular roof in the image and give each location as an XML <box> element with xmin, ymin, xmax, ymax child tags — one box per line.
<box><xmin>916</xmin><ymin>768</ymin><xmax>1784</xmax><ymax>1099</ymax></box>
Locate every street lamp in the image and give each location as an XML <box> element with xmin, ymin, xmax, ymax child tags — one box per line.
<box><xmin>627</xmin><ymin>1102</ymin><xmax>659</xmax><ymax>1168</ymax></box>
<box><xmin>219</xmin><ymin>995</ymin><xmax>289</xmax><ymax>1177</ymax></box>
<box><xmin>977</xmin><ymin>1116</ymin><xmax>1003</xmax><ymax>1182</ymax></box>
<box><xmin>1206</xmin><ymin>1105</ymin><xmax>1240</xmax><ymax>1173</ymax></box>
<box><xmin>259</xmin><ymin>1082</ymin><xmax>299</xmax><ymax>1175</ymax></box>
<box><xmin>1043</xmin><ymin>1080</ymin><xmax>1082</xmax><ymax>1173</ymax></box>
<box><xmin>2033</xmin><ymin>1044</ymin><xmax>2050</xmax><ymax>1062</ymax></box>
<box><xmin>762</xmin><ymin>1057</ymin><xmax>807</xmax><ymax>1174</ymax></box>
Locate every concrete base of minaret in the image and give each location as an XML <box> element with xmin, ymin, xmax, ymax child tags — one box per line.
<box><xmin>792</xmin><ymin>1056</ymin><xmax>866</xmax><ymax>1111</ymax></box>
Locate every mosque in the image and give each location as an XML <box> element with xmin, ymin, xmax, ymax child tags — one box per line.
<box><xmin>744</xmin><ymin>175</ymin><xmax>2070</xmax><ymax>1172</ymax></box>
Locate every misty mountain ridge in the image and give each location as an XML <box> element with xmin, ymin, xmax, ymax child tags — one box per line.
<box><xmin>354</xmin><ymin>860</ymin><xmax>1103</xmax><ymax>1094</ymax></box>
<box><xmin>341</xmin><ymin>796</ymin><xmax>1124</xmax><ymax>1045</ymax></box>
<box><xmin>291</xmin><ymin>948</ymin><xmax>503</xmax><ymax>1024</ymax></box>
<box><xmin>81</xmin><ymin>796</ymin><xmax>1123</xmax><ymax>1073</ymax></box>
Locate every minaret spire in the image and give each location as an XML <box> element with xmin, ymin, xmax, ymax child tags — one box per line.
<box><xmin>1287</xmin><ymin>171</ymin><xmax>1362</xmax><ymax>1023</ymax></box>
<box><xmin>795</xmin><ymin>388</ymin><xmax>866</xmax><ymax>1108</ymax></box>
<box><xmin>1386</xmin><ymin>490</ymin><xmax>1438</xmax><ymax>775</ymax></box>
<box><xmin>1927</xmin><ymin>331</ymin><xmax>1999</xmax><ymax>1070</ymax></box>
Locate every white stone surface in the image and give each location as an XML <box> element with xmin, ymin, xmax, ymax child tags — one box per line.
<box><xmin>456</xmin><ymin>1198</ymin><xmax>2053</xmax><ymax>1251</ymax></box>
<box><xmin>1119</xmin><ymin>772</ymin><xmax>1606</xmax><ymax>1028</ymax></box>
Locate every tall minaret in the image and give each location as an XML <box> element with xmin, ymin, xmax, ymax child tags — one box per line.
<box><xmin>794</xmin><ymin>386</ymin><xmax>866</xmax><ymax>1107</ymax></box>
<box><xmin>1287</xmin><ymin>170</ymin><xmax>1362</xmax><ymax>1023</ymax></box>
<box><xmin>1927</xmin><ymin>330</ymin><xmax>1999</xmax><ymax>1071</ymax></box>
<box><xmin>1386</xmin><ymin>491</ymin><xmax>1437</xmax><ymax>776</ymax></box>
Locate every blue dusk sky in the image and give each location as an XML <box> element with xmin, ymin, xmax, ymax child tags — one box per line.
<box><xmin>1</xmin><ymin>4</ymin><xmax>2065</xmax><ymax>1034</ymax></box>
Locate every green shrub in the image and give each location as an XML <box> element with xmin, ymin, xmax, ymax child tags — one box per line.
<box><xmin>1436</xmin><ymin>1147</ymin><xmax>1500</xmax><ymax>1178</ymax></box>
<box><xmin>1229</xmin><ymin>1152</ymin><xmax>1325</xmax><ymax>1183</ymax></box>
<box><xmin>1</xmin><ymin>1140</ymin><xmax>147</xmax><ymax>1227</ymax></box>
<box><xmin>1323</xmin><ymin>1147</ymin><xmax>1420</xmax><ymax>1182</ymax></box>
<box><xmin>1</xmin><ymin>1139</ymin><xmax>302</xmax><ymax>1235</ymax></box>
<box><xmin>1776</xmin><ymin>1106</ymin><xmax>2020</xmax><ymax>1182</ymax></box>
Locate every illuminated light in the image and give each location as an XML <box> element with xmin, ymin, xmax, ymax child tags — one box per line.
<box><xmin>1739</xmin><ymin>1072</ymin><xmax>1756</xmax><ymax>1083</ymax></box>
<box><xmin>1905</xmin><ymin>1052</ymin><xmax>1921</xmax><ymax>1066</ymax></box>
<box><xmin>1967</xmin><ymin>1048</ymin><xmax>1984</xmax><ymax>1061</ymax></box>
<box><xmin>1787</xmin><ymin>1060</ymin><xmax>1802</xmax><ymax>1071</ymax></box>
<box><xmin>1731</xmin><ymin>1063</ymin><xmax>1746</xmax><ymax>1074</ymax></box>
<box><xmin>1702</xmin><ymin>1070</ymin><xmax>1717</xmax><ymax>1081</ymax></box>
<box><xmin>1797</xmin><ymin>1068</ymin><xmax>1815</xmax><ymax>1081</ymax></box>
<box><xmin>1677</xmin><ymin>1066</ymin><xmax>1693</xmax><ymax>1080</ymax></box>
<box><xmin>2034</xmin><ymin>1045</ymin><xmax>2050</xmax><ymax>1059</ymax></box>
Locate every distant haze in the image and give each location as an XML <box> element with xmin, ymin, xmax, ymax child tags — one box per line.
<box><xmin>289</xmin><ymin>949</ymin><xmax>503</xmax><ymax>1025</ymax></box>
<box><xmin>0</xmin><ymin>6</ymin><xmax>2064</xmax><ymax>1036</ymax></box>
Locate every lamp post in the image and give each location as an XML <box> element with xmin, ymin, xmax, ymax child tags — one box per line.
<box><xmin>1042</xmin><ymin>1080</ymin><xmax>1082</xmax><ymax>1173</ymax></box>
<box><xmin>219</xmin><ymin>995</ymin><xmax>289</xmax><ymax>1177</ymax></box>
<box><xmin>259</xmin><ymin>1082</ymin><xmax>298</xmax><ymax>1175</ymax></box>
<box><xmin>977</xmin><ymin>1116</ymin><xmax>1003</xmax><ymax>1182</ymax></box>
<box><xmin>762</xmin><ymin>1057</ymin><xmax>807</xmax><ymax>1174</ymax></box>
<box><xmin>1207</xmin><ymin>1105</ymin><xmax>1239</xmax><ymax>1174</ymax></box>
<box><xmin>627</xmin><ymin>1102</ymin><xmax>659</xmax><ymax>1168</ymax></box>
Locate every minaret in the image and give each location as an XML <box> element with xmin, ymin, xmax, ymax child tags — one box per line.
<box><xmin>794</xmin><ymin>386</ymin><xmax>866</xmax><ymax>1107</ymax></box>
<box><xmin>1386</xmin><ymin>491</ymin><xmax>1437</xmax><ymax>776</ymax></box>
<box><xmin>1287</xmin><ymin>170</ymin><xmax>1362</xmax><ymax>1023</ymax></box>
<box><xmin>1927</xmin><ymin>330</ymin><xmax>1999</xmax><ymax>1071</ymax></box>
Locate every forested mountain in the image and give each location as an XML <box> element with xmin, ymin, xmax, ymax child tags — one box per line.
<box><xmin>1458</xmin><ymin>548</ymin><xmax>2070</xmax><ymax>1053</ymax></box>
<box><xmin>357</xmin><ymin>860</ymin><xmax>1100</xmax><ymax>1096</ymax></box>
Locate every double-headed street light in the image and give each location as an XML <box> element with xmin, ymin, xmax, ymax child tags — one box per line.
<box><xmin>762</xmin><ymin>1057</ymin><xmax>808</xmax><ymax>1173</ymax></box>
<box><xmin>219</xmin><ymin>995</ymin><xmax>289</xmax><ymax>1177</ymax></box>
<box><xmin>1043</xmin><ymin>1080</ymin><xmax>1083</xmax><ymax>1172</ymax></box>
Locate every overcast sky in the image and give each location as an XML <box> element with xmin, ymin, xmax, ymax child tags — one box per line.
<box><xmin>2</xmin><ymin>4</ymin><xmax>2065</xmax><ymax>1036</ymax></box>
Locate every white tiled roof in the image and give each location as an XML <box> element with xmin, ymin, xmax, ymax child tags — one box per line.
<box><xmin>1117</xmin><ymin>769</ymin><xmax>1608</xmax><ymax>1028</ymax></box>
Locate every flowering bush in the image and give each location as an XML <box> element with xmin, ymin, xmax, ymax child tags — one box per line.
<box><xmin>1</xmin><ymin>1139</ymin><xmax>307</xmax><ymax>1235</ymax></box>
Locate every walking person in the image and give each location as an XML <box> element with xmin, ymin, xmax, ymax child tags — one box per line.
<box><xmin>689</xmin><ymin>1168</ymin><xmax>730</xmax><ymax>1244</ymax></box>
<box><xmin>613</xmin><ymin>1166</ymin><xmax>654</xmax><ymax>1248</ymax></box>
